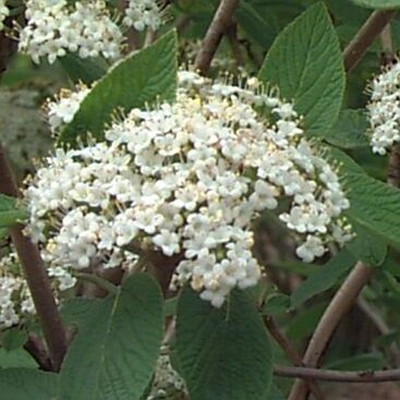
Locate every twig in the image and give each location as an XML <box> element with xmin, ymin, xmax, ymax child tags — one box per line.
<box><xmin>275</xmin><ymin>365</ymin><xmax>400</xmax><ymax>383</ymax></box>
<box><xmin>0</xmin><ymin>146</ymin><xmax>67</xmax><ymax>371</ymax></box>
<box><xmin>288</xmin><ymin>262</ymin><xmax>374</xmax><ymax>400</ymax></box>
<box><xmin>343</xmin><ymin>10</ymin><xmax>396</xmax><ymax>72</ymax></box>
<box><xmin>388</xmin><ymin>146</ymin><xmax>400</xmax><ymax>187</ymax></box>
<box><xmin>24</xmin><ymin>333</ymin><xmax>52</xmax><ymax>371</ymax></box>
<box><xmin>264</xmin><ymin>316</ymin><xmax>325</xmax><ymax>400</ymax></box>
<box><xmin>0</xmin><ymin>22</ymin><xmax>67</xmax><ymax>371</ymax></box>
<box><xmin>144</xmin><ymin>28</ymin><xmax>156</xmax><ymax>48</ymax></box>
<box><xmin>380</xmin><ymin>23</ymin><xmax>395</xmax><ymax>62</ymax></box>
<box><xmin>194</xmin><ymin>0</ymin><xmax>239</xmax><ymax>75</ymax></box>
<box><xmin>76</xmin><ymin>272</ymin><xmax>118</xmax><ymax>296</ymax></box>
<box><xmin>162</xmin><ymin>318</ymin><xmax>176</xmax><ymax>346</ymax></box>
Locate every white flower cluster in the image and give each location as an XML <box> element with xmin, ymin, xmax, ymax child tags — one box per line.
<box><xmin>18</xmin><ymin>0</ymin><xmax>124</xmax><ymax>64</ymax></box>
<box><xmin>123</xmin><ymin>0</ymin><xmax>164</xmax><ymax>31</ymax></box>
<box><xmin>367</xmin><ymin>61</ymin><xmax>400</xmax><ymax>155</ymax></box>
<box><xmin>25</xmin><ymin>71</ymin><xmax>351</xmax><ymax>307</ymax></box>
<box><xmin>45</xmin><ymin>85</ymin><xmax>90</xmax><ymax>134</ymax></box>
<box><xmin>0</xmin><ymin>0</ymin><xmax>9</xmax><ymax>31</ymax></box>
<box><xmin>0</xmin><ymin>253</ymin><xmax>36</xmax><ymax>329</ymax></box>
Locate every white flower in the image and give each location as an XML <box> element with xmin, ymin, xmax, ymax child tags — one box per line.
<box><xmin>367</xmin><ymin>61</ymin><xmax>400</xmax><ymax>154</ymax></box>
<box><xmin>0</xmin><ymin>253</ymin><xmax>39</xmax><ymax>328</ymax></box>
<box><xmin>296</xmin><ymin>235</ymin><xmax>326</xmax><ymax>263</ymax></box>
<box><xmin>25</xmin><ymin>70</ymin><xmax>351</xmax><ymax>307</ymax></box>
<box><xmin>152</xmin><ymin>230</ymin><xmax>180</xmax><ymax>256</ymax></box>
<box><xmin>46</xmin><ymin>86</ymin><xmax>90</xmax><ymax>134</ymax></box>
<box><xmin>18</xmin><ymin>0</ymin><xmax>124</xmax><ymax>64</ymax></box>
<box><xmin>123</xmin><ymin>0</ymin><xmax>164</xmax><ymax>31</ymax></box>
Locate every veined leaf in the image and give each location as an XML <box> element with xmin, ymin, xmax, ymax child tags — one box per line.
<box><xmin>0</xmin><ymin>368</ymin><xmax>58</xmax><ymax>400</ymax></box>
<box><xmin>0</xmin><ymin>194</ymin><xmax>28</xmax><ymax>228</ymax></box>
<box><xmin>60</xmin><ymin>273</ymin><xmax>163</xmax><ymax>400</ymax></box>
<box><xmin>176</xmin><ymin>286</ymin><xmax>272</xmax><ymax>400</ymax></box>
<box><xmin>258</xmin><ymin>2</ymin><xmax>345</xmax><ymax>137</ymax></box>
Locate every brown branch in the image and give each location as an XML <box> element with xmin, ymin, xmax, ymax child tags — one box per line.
<box><xmin>194</xmin><ymin>0</ymin><xmax>239</xmax><ymax>75</ymax></box>
<box><xmin>343</xmin><ymin>10</ymin><xmax>396</xmax><ymax>72</ymax></box>
<box><xmin>264</xmin><ymin>316</ymin><xmax>325</xmax><ymax>400</ymax></box>
<box><xmin>387</xmin><ymin>136</ymin><xmax>400</xmax><ymax>187</ymax></box>
<box><xmin>0</xmin><ymin>21</ymin><xmax>67</xmax><ymax>371</ymax></box>
<box><xmin>116</xmin><ymin>0</ymin><xmax>140</xmax><ymax>51</ymax></box>
<box><xmin>24</xmin><ymin>333</ymin><xmax>52</xmax><ymax>371</ymax></box>
<box><xmin>380</xmin><ymin>23</ymin><xmax>395</xmax><ymax>62</ymax></box>
<box><xmin>0</xmin><ymin>146</ymin><xmax>67</xmax><ymax>371</ymax></box>
<box><xmin>288</xmin><ymin>261</ymin><xmax>374</xmax><ymax>400</ymax></box>
<box><xmin>275</xmin><ymin>365</ymin><xmax>400</xmax><ymax>383</ymax></box>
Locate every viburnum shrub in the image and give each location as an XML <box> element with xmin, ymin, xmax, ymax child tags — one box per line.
<box><xmin>1</xmin><ymin>1</ymin><xmax>400</xmax><ymax>400</ymax></box>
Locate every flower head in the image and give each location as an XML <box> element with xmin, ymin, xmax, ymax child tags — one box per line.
<box><xmin>18</xmin><ymin>0</ymin><xmax>124</xmax><ymax>64</ymax></box>
<box><xmin>366</xmin><ymin>60</ymin><xmax>400</xmax><ymax>155</ymax></box>
<box><xmin>25</xmin><ymin>71</ymin><xmax>351</xmax><ymax>307</ymax></box>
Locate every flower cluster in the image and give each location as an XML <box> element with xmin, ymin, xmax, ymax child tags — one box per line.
<box><xmin>45</xmin><ymin>85</ymin><xmax>90</xmax><ymax>135</ymax></box>
<box><xmin>0</xmin><ymin>253</ymin><xmax>36</xmax><ymax>329</ymax></box>
<box><xmin>18</xmin><ymin>0</ymin><xmax>124</xmax><ymax>64</ymax></box>
<box><xmin>123</xmin><ymin>0</ymin><xmax>164</xmax><ymax>31</ymax></box>
<box><xmin>367</xmin><ymin>61</ymin><xmax>400</xmax><ymax>155</ymax></box>
<box><xmin>0</xmin><ymin>0</ymin><xmax>9</xmax><ymax>31</ymax></box>
<box><xmin>25</xmin><ymin>71</ymin><xmax>351</xmax><ymax>307</ymax></box>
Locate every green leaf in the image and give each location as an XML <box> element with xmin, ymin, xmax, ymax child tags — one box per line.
<box><xmin>0</xmin><ymin>348</ymin><xmax>37</xmax><ymax>369</ymax></box>
<box><xmin>58</xmin><ymin>30</ymin><xmax>178</xmax><ymax>147</ymax></box>
<box><xmin>327</xmin><ymin>146</ymin><xmax>366</xmax><ymax>175</ymax></box>
<box><xmin>258</xmin><ymin>2</ymin><xmax>345</xmax><ymax>137</ymax></box>
<box><xmin>60</xmin><ymin>297</ymin><xmax>101</xmax><ymax>327</ymax></box>
<box><xmin>351</xmin><ymin>0</ymin><xmax>400</xmax><ymax>9</ymax></box>
<box><xmin>176</xmin><ymin>286</ymin><xmax>272</xmax><ymax>400</ymax></box>
<box><xmin>0</xmin><ymin>228</ymin><xmax>8</xmax><ymax>240</ymax></box>
<box><xmin>59</xmin><ymin>54</ymin><xmax>107</xmax><ymax>85</ymax></box>
<box><xmin>60</xmin><ymin>273</ymin><xmax>163</xmax><ymax>400</ymax></box>
<box><xmin>0</xmin><ymin>194</ymin><xmax>28</xmax><ymax>228</ymax></box>
<box><xmin>291</xmin><ymin>249</ymin><xmax>356</xmax><ymax>308</ymax></box>
<box><xmin>262</xmin><ymin>293</ymin><xmax>290</xmax><ymax>316</ymax></box>
<box><xmin>1</xmin><ymin>327</ymin><xmax>28</xmax><ymax>351</ymax></box>
<box><xmin>264</xmin><ymin>383</ymin><xmax>285</xmax><ymax>400</ymax></box>
<box><xmin>286</xmin><ymin>302</ymin><xmax>327</xmax><ymax>341</ymax></box>
<box><xmin>0</xmin><ymin>368</ymin><xmax>58</xmax><ymax>400</ymax></box>
<box><xmin>344</xmin><ymin>173</ymin><xmax>400</xmax><ymax>248</ymax></box>
<box><xmin>0</xmin><ymin>194</ymin><xmax>15</xmax><ymax>211</ymax></box>
<box><xmin>346</xmin><ymin>222</ymin><xmax>387</xmax><ymax>266</ymax></box>
<box><xmin>326</xmin><ymin>109</ymin><xmax>369</xmax><ymax>149</ymax></box>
